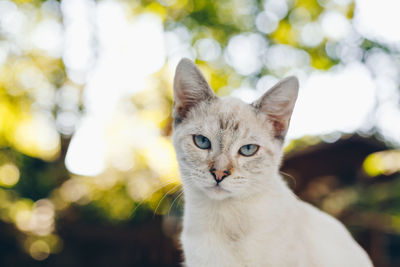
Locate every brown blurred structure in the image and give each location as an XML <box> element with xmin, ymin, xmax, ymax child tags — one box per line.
<box><xmin>283</xmin><ymin>134</ymin><xmax>388</xmax><ymax>199</ymax></box>
<box><xmin>282</xmin><ymin>134</ymin><xmax>400</xmax><ymax>267</ymax></box>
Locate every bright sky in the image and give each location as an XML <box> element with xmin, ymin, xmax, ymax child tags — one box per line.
<box><xmin>59</xmin><ymin>0</ymin><xmax>400</xmax><ymax>176</ymax></box>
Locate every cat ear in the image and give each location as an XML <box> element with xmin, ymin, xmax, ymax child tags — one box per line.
<box><xmin>173</xmin><ymin>58</ymin><xmax>216</xmax><ymax>124</ymax></box>
<box><xmin>252</xmin><ymin>76</ymin><xmax>299</xmax><ymax>140</ymax></box>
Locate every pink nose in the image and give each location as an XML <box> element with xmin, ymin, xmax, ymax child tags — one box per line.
<box><xmin>209</xmin><ymin>168</ymin><xmax>231</xmax><ymax>183</ymax></box>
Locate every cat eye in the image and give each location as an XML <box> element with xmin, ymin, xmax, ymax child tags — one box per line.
<box><xmin>193</xmin><ymin>135</ymin><xmax>211</xmax><ymax>149</ymax></box>
<box><xmin>239</xmin><ymin>144</ymin><xmax>259</xmax><ymax>157</ymax></box>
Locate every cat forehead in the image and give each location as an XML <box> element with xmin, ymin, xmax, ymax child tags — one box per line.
<box><xmin>188</xmin><ymin>97</ymin><xmax>267</xmax><ymax>132</ymax></box>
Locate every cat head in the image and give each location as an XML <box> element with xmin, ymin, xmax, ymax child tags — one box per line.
<box><xmin>172</xmin><ymin>59</ymin><xmax>298</xmax><ymax>200</ymax></box>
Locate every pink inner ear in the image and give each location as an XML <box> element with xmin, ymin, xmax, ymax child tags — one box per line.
<box><xmin>176</xmin><ymin>104</ymin><xmax>189</xmax><ymax>118</ymax></box>
<box><xmin>271</xmin><ymin>119</ymin><xmax>287</xmax><ymax>139</ymax></box>
<box><xmin>273</xmin><ymin>120</ymin><xmax>285</xmax><ymax>132</ymax></box>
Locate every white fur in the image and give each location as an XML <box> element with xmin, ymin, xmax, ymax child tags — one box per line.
<box><xmin>172</xmin><ymin>59</ymin><xmax>373</xmax><ymax>267</ymax></box>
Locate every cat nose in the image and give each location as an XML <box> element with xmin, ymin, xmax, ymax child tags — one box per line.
<box><xmin>209</xmin><ymin>167</ymin><xmax>231</xmax><ymax>184</ymax></box>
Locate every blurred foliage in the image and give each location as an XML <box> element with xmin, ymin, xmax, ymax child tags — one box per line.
<box><xmin>0</xmin><ymin>0</ymin><xmax>399</xmax><ymax>263</ymax></box>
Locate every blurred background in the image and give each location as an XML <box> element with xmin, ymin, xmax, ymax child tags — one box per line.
<box><xmin>0</xmin><ymin>0</ymin><xmax>399</xmax><ymax>266</ymax></box>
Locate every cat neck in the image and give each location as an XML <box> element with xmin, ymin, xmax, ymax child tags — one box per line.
<box><xmin>183</xmin><ymin>173</ymin><xmax>297</xmax><ymax>217</ymax></box>
<box><xmin>181</xmin><ymin>173</ymin><xmax>298</xmax><ymax>240</ymax></box>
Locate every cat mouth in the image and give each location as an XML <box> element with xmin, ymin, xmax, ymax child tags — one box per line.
<box><xmin>206</xmin><ymin>185</ymin><xmax>230</xmax><ymax>193</ymax></box>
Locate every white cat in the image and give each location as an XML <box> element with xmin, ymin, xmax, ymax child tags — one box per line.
<box><xmin>172</xmin><ymin>58</ymin><xmax>373</xmax><ymax>267</ymax></box>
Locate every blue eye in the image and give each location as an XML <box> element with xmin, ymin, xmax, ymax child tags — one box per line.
<box><xmin>193</xmin><ymin>135</ymin><xmax>211</xmax><ymax>149</ymax></box>
<box><xmin>239</xmin><ymin>144</ymin><xmax>259</xmax><ymax>156</ymax></box>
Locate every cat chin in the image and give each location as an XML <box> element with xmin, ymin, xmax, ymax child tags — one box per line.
<box><xmin>201</xmin><ymin>185</ymin><xmax>233</xmax><ymax>200</ymax></box>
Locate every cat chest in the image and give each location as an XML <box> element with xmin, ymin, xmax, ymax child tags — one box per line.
<box><xmin>182</xmin><ymin>224</ymin><xmax>248</xmax><ymax>265</ymax></box>
<box><xmin>182</xmin><ymin>213</ymin><xmax>303</xmax><ymax>266</ymax></box>
<box><xmin>185</xmin><ymin>212</ymin><xmax>250</xmax><ymax>244</ymax></box>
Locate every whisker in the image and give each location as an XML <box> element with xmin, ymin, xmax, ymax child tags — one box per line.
<box><xmin>280</xmin><ymin>171</ymin><xmax>297</xmax><ymax>189</ymax></box>
<box><xmin>168</xmin><ymin>189</ymin><xmax>184</xmax><ymax>217</ymax></box>
<box><xmin>153</xmin><ymin>183</ymin><xmax>182</xmax><ymax>218</ymax></box>
<box><xmin>178</xmin><ymin>194</ymin><xmax>185</xmax><ymax>206</ymax></box>
<box><xmin>132</xmin><ymin>180</ymin><xmax>177</xmax><ymax>216</ymax></box>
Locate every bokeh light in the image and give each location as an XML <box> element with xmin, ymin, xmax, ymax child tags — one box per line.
<box><xmin>0</xmin><ymin>0</ymin><xmax>399</xmax><ymax>266</ymax></box>
<box><xmin>0</xmin><ymin>163</ymin><xmax>20</xmax><ymax>187</ymax></box>
<box><xmin>29</xmin><ymin>240</ymin><xmax>50</xmax><ymax>261</ymax></box>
